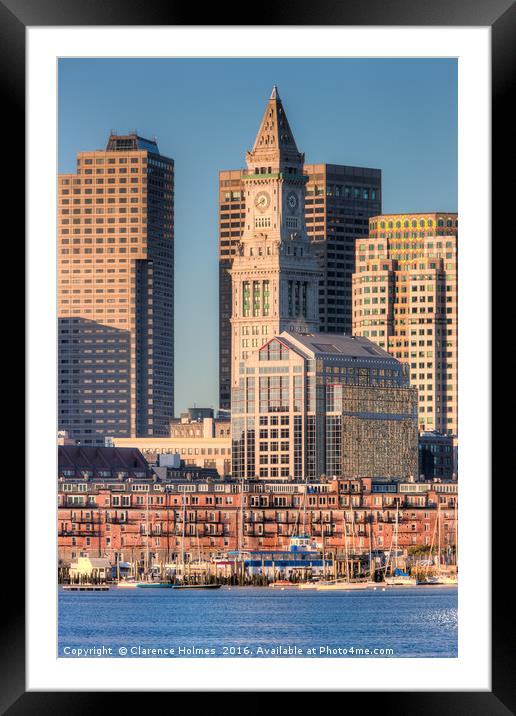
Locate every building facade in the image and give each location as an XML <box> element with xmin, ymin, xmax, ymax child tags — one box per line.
<box><xmin>418</xmin><ymin>431</ymin><xmax>457</xmax><ymax>481</ymax></box>
<box><xmin>58</xmin><ymin>446</ymin><xmax>457</xmax><ymax>568</ymax></box>
<box><xmin>352</xmin><ymin>213</ymin><xmax>458</xmax><ymax>435</ymax></box>
<box><xmin>231</xmin><ymin>331</ymin><xmax>418</xmax><ymax>482</ymax></box>
<box><xmin>112</xmin><ymin>416</ymin><xmax>231</xmax><ymax>477</ymax></box>
<box><xmin>58</xmin><ymin>133</ymin><xmax>175</xmax><ymax>445</ymax></box>
<box><xmin>218</xmin><ymin>92</ymin><xmax>382</xmax><ymax>410</ymax></box>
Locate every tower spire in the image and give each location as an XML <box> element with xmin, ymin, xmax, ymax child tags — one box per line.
<box><xmin>247</xmin><ymin>87</ymin><xmax>304</xmax><ymax>171</ymax></box>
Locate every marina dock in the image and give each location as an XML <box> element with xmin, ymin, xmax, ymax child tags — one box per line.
<box><xmin>62</xmin><ymin>584</ymin><xmax>110</xmax><ymax>591</ymax></box>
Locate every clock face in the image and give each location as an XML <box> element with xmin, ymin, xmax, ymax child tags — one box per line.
<box><xmin>255</xmin><ymin>191</ymin><xmax>271</xmax><ymax>212</ymax></box>
<box><xmin>287</xmin><ymin>192</ymin><xmax>298</xmax><ymax>211</ymax></box>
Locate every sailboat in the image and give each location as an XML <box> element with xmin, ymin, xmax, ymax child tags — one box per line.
<box><xmin>136</xmin><ymin>494</ymin><xmax>173</xmax><ymax>588</ymax></box>
<box><xmin>316</xmin><ymin>507</ymin><xmax>375</xmax><ymax>590</ymax></box>
<box><xmin>172</xmin><ymin>514</ymin><xmax>221</xmax><ymax>589</ymax></box>
<box><xmin>293</xmin><ymin>479</ymin><xmax>325</xmax><ymax>589</ymax></box>
<box><xmin>384</xmin><ymin>502</ymin><xmax>416</xmax><ymax>586</ymax></box>
<box><xmin>417</xmin><ymin>503</ymin><xmax>457</xmax><ymax>586</ymax></box>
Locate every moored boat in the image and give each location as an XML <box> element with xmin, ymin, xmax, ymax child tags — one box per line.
<box><xmin>172</xmin><ymin>583</ymin><xmax>221</xmax><ymax>590</ymax></box>
<box><xmin>417</xmin><ymin>574</ymin><xmax>458</xmax><ymax>586</ymax></box>
<box><xmin>316</xmin><ymin>580</ymin><xmax>375</xmax><ymax>591</ymax></box>
<box><xmin>298</xmin><ymin>580</ymin><xmax>321</xmax><ymax>590</ymax></box>
<box><xmin>269</xmin><ymin>580</ymin><xmax>298</xmax><ymax>589</ymax></box>
<box><xmin>136</xmin><ymin>582</ymin><xmax>173</xmax><ymax>589</ymax></box>
<box><xmin>116</xmin><ymin>580</ymin><xmax>137</xmax><ymax>589</ymax></box>
<box><xmin>384</xmin><ymin>569</ymin><xmax>417</xmax><ymax>586</ymax></box>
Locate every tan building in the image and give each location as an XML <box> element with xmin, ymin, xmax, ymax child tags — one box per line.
<box><xmin>219</xmin><ymin>157</ymin><xmax>381</xmax><ymax>409</ymax></box>
<box><xmin>112</xmin><ymin>417</ymin><xmax>231</xmax><ymax>477</ymax></box>
<box><xmin>352</xmin><ymin>213</ymin><xmax>458</xmax><ymax>435</ymax></box>
<box><xmin>58</xmin><ymin>133</ymin><xmax>174</xmax><ymax>445</ymax></box>
<box><xmin>229</xmin><ymin>86</ymin><xmax>321</xmax><ymax>391</ymax></box>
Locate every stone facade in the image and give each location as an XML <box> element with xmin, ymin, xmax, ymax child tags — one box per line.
<box><xmin>219</xmin><ymin>97</ymin><xmax>382</xmax><ymax>410</ymax></box>
<box><xmin>229</xmin><ymin>87</ymin><xmax>321</xmax><ymax>394</ymax></box>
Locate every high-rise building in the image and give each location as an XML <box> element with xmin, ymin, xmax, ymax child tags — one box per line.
<box><xmin>218</xmin><ymin>117</ymin><xmax>381</xmax><ymax>410</ymax></box>
<box><xmin>58</xmin><ymin>133</ymin><xmax>175</xmax><ymax>445</ymax></box>
<box><xmin>231</xmin><ymin>331</ymin><xmax>418</xmax><ymax>481</ymax></box>
<box><xmin>352</xmin><ymin>212</ymin><xmax>458</xmax><ymax>435</ymax></box>
<box><xmin>303</xmin><ymin>164</ymin><xmax>382</xmax><ymax>333</ymax></box>
<box><xmin>228</xmin><ymin>86</ymin><xmax>321</xmax><ymax>390</ymax></box>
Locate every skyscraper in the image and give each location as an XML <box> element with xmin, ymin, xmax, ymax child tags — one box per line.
<box><xmin>303</xmin><ymin>164</ymin><xmax>382</xmax><ymax>333</ymax></box>
<box><xmin>229</xmin><ymin>86</ymin><xmax>321</xmax><ymax>389</ymax></box>
<box><xmin>58</xmin><ymin>133</ymin><xmax>174</xmax><ymax>445</ymax></box>
<box><xmin>352</xmin><ymin>212</ymin><xmax>458</xmax><ymax>436</ymax></box>
<box><xmin>218</xmin><ymin>109</ymin><xmax>382</xmax><ymax>410</ymax></box>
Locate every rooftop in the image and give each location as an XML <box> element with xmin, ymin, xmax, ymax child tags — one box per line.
<box><xmin>105</xmin><ymin>132</ymin><xmax>160</xmax><ymax>154</ymax></box>
<box><xmin>278</xmin><ymin>331</ymin><xmax>399</xmax><ymax>362</ymax></box>
<box><xmin>58</xmin><ymin>445</ymin><xmax>150</xmax><ymax>474</ymax></box>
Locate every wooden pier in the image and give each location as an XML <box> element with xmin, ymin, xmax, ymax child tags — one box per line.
<box><xmin>62</xmin><ymin>584</ymin><xmax>110</xmax><ymax>591</ymax></box>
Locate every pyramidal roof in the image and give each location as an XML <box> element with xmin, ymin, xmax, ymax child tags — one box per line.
<box><xmin>248</xmin><ymin>86</ymin><xmax>303</xmax><ymax>164</ymax></box>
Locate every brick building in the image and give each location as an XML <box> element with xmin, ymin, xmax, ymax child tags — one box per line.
<box><xmin>58</xmin><ymin>446</ymin><xmax>457</xmax><ymax>569</ymax></box>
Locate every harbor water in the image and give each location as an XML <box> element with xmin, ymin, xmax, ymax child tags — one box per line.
<box><xmin>59</xmin><ymin>585</ymin><xmax>457</xmax><ymax>658</ymax></box>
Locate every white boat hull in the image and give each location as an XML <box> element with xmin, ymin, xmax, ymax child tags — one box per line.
<box><xmin>316</xmin><ymin>581</ymin><xmax>376</xmax><ymax>591</ymax></box>
<box><xmin>418</xmin><ymin>576</ymin><xmax>458</xmax><ymax>586</ymax></box>
<box><xmin>384</xmin><ymin>578</ymin><xmax>417</xmax><ymax>586</ymax></box>
<box><xmin>298</xmin><ymin>583</ymin><xmax>320</xmax><ymax>590</ymax></box>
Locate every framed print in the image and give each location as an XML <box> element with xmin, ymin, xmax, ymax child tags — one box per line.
<box><xmin>3</xmin><ymin>0</ymin><xmax>512</xmax><ymax>708</ymax></box>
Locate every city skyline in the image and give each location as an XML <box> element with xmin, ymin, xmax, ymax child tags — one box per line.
<box><xmin>58</xmin><ymin>58</ymin><xmax>457</xmax><ymax>414</ymax></box>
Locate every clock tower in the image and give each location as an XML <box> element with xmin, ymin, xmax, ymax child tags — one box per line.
<box><xmin>230</xmin><ymin>86</ymin><xmax>321</xmax><ymax>388</ymax></box>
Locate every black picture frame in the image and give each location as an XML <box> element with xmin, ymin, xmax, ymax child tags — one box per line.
<box><xmin>4</xmin><ymin>0</ymin><xmax>510</xmax><ymax>709</ymax></box>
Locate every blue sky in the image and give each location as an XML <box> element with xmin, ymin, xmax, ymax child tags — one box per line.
<box><xmin>58</xmin><ymin>58</ymin><xmax>457</xmax><ymax>415</ymax></box>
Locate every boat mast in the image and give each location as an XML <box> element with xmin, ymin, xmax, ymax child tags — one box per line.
<box><xmin>437</xmin><ymin>501</ymin><xmax>441</xmax><ymax>572</ymax></box>
<box><xmin>146</xmin><ymin>491</ymin><xmax>150</xmax><ymax>580</ymax></box>
<box><xmin>343</xmin><ymin>509</ymin><xmax>349</xmax><ymax>582</ymax></box>
<box><xmin>394</xmin><ymin>501</ymin><xmax>399</xmax><ymax>571</ymax></box>
<box><xmin>322</xmin><ymin>529</ymin><xmax>326</xmax><ymax>580</ymax></box>
<box><xmin>454</xmin><ymin>497</ymin><xmax>458</xmax><ymax>571</ymax></box>
<box><xmin>427</xmin><ymin>506</ymin><xmax>439</xmax><ymax>577</ymax></box>
<box><xmin>181</xmin><ymin>489</ymin><xmax>186</xmax><ymax>576</ymax></box>
<box><xmin>351</xmin><ymin>507</ymin><xmax>356</xmax><ymax>576</ymax></box>
<box><xmin>302</xmin><ymin>474</ymin><xmax>308</xmax><ymax>537</ymax></box>
<box><xmin>368</xmin><ymin>519</ymin><xmax>373</xmax><ymax>579</ymax></box>
<box><xmin>239</xmin><ymin>476</ymin><xmax>244</xmax><ymax>553</ymax></box>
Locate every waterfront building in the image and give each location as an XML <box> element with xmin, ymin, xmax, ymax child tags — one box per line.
<box><xmin>69</xmin><ymin>556</ymin><xmax>112</xmax><ymax>581</ymax></box>
<box><xmin>419</xmin><ymin>431</ymin><xmax>457</xmax><ymax>481</ymax></box>
<box><xmin>352</xmin><ymin>213</ymin><xmax>458</xmax><ymax>435</ymax></box>
<box><xmin>111</xmin><ymin>415</ymin><xmax>231</xmax><ymax>477</ymax></box>
<box><xmin>58</xmin><ymin>133</ymin><xmax>175</xmax><ymax>445</ymax></box>
<box><xmin>57</xmin><ymin>446</ymin><xmax>457</xmax><ymax>569</ymax></box>
<box><xmin>231</xmin><ymin>331</ymin><xmax>418</xmax><ymax>482</ymax></box>
<box><xmin>219</xmin><ymin>130</ymin><xmax>382</xmax><ymax>409</ymax></box>
<box><xmin>228</xmin><ymin>86</ymin><xmax>321</xmax><ymax>400</ymax></box>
